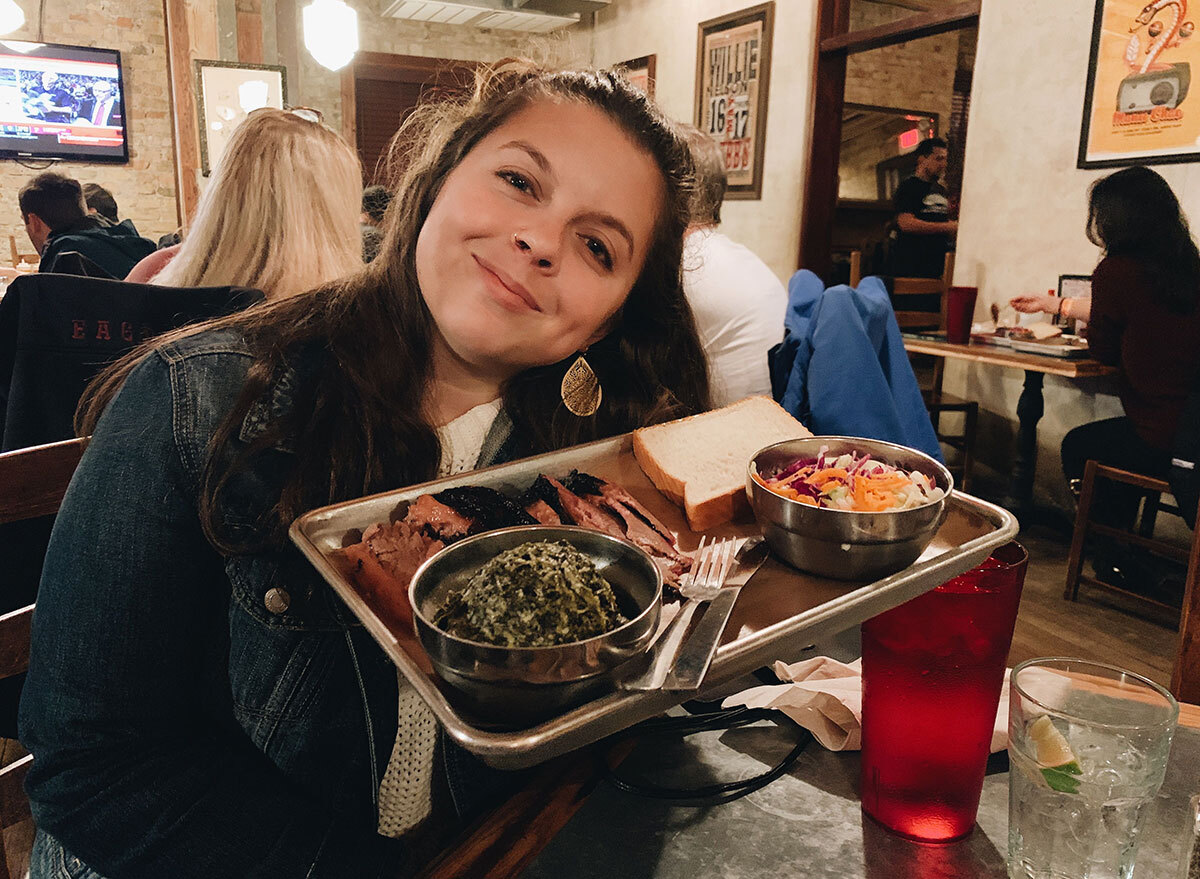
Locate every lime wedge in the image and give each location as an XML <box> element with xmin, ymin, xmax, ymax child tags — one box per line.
<box><xmin>1029</xmin><ymin>715</ymin><xmax>1082</xmax><ymax>793</ymax></box>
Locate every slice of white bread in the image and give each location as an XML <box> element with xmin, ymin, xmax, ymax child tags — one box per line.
<box><xmin>632</xmin><ymin>396</ymin><xmax>812</xmax><ymax>532</ymax></box>
<box><xmin>1028</xmin><ymin>322</ymin><xmax>1063</xmax><ymax>341</ymax></box>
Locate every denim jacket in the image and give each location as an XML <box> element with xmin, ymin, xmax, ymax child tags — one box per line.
<box><xmin>20</xmin><ymin>329</ymin><xmax>522</xmax><ymax>879</ymax></box>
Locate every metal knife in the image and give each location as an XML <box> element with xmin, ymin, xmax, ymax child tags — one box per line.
<box><xmin>664</xmin><ymin>537</ymin><xmax>769</xmax><ymax>691</ymax></box>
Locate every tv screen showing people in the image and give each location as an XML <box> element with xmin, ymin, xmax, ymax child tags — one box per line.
<box><xmin>0</xmin><ymin>41</ymin><xmax>128</xmax><ymax>163</ymax></box>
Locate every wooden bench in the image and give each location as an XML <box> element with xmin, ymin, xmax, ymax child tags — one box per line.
<box><xmin>0</xmin><ymin>437</ymin><xmax>88</xmax><ymax>878</ymax></box>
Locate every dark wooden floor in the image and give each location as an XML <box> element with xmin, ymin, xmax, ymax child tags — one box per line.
<box><xmin>1006</xmin><ymin>530</ymin><xmax>1180</xmax><ymax>687</ymax></box>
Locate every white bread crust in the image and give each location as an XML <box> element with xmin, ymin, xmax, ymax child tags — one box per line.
<box><xmin>632</xmin><ymin>396</ymin><xmax>811</xmax><ymax>531</ymax></box>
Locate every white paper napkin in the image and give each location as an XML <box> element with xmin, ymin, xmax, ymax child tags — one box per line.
<box><xmin>722</xmin><ymin>656</ymin><xmax>1011</xmax><ymax>753</ymax></box>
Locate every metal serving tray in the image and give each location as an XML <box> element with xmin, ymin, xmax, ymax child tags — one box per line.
<box><xmin>1008</xmin><ymin>337</ymin><xmax>1091</xmax><ymax>358</ymax></box>
<box><xmin>290</xmin><ymin>433</ymin><xmax>1018</xmax><ymax>769</ymax></box>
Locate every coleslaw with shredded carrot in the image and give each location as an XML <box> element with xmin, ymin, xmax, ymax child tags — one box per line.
<box><xmin>754</xmin><ymin>448</ymin><xmax>944</xmax><ymax>512</ymax></box>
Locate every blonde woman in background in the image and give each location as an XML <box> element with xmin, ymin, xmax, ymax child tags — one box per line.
<box><xmin>126</xmin><ymin>108</ymin><xmax>363</xmax><ymax>298</ymax></box>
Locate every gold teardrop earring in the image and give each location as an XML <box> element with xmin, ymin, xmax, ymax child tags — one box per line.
<box><xmin>560</xmin><ymin>352</ymin><xmax>602</xmax><ymax>417</ymax></box>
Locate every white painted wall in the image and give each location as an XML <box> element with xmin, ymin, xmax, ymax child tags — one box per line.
<box><xmin>950</xmin><ymin>0</ymin><xmax>1200</xmax><ymax>503</ymax></box>
<box><xmin>590</xmin><ymin>0</ymin><xmax>819</xmax><ymax>281</ymax></box>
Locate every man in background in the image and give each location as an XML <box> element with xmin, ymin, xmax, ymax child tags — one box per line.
<box><xmin>360</xmin><ymin>184</ymin><xmax>391</xmax><ymax>263</ymax></box>
<box><xmin>82</xmin><ymin>182</ymin><xmax>147</xmax><ymax>241</ymax></box>
<box><xmin>890</xmin><ymin>136</ymin><xmax>957</xmax><ymax>279</ymax></box>
<box><xmin>19</xmin><ymin>172</ymin><xmax>154</xmax><ymax>278</ymax></box>
<box><xmin>81</xmin><ymin>182</ymin><xmax>119</xmax><ymax>225</ymax></box>
<box><xmin>679</xmin><ymin>126</ymin><xmax>786</xmax><ymax>407</ymax></box>
<box><xmin>79</xmin><ymin>78</ymin><xmax>121</xmax><ymax>127</ymax></box>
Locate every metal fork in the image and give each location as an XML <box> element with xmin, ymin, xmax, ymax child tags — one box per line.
<box><xmin>620</xmin><ymin>535</ymin><xmax>737</xmax><ymax>691</ymax></box>
<box><xmin>679</xmin><ymin>535</ymin><xmax>738</xmax><ymax>602</ymax></box>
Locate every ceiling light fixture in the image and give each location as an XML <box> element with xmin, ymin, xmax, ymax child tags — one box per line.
<box><xmin>302</xmin><ymin>0</ymin><xmax>358</xmax><ymax>72</ymax></box>
<box><xmin>0</xmin><ymin>0</ymin><xmax>26</xmax><ymax>36</ymax></box>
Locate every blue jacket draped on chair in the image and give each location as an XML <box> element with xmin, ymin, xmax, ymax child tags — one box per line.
<box><xmin>769</xmin><ymin>270</ymin><xmax>944</xmax><ymax>462</ymax></box>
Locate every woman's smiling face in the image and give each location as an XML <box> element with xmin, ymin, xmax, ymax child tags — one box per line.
<box><xmin>414</xmin><ymin>97</ymin><xmax>665</xmax><ymax>383</ymax></box>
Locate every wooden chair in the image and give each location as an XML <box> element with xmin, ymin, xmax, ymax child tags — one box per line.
<box><xmin>418</xmin><ymin>741</ymin><xmax>634</xmax><ymax>878</ymax></box>
<box><xmin>0</xmin><ymin>274</ymin><xmax>262</xmax><ymax>450</ymax></box>
<box><xmin>849</xmin><ymin>251</ymin><xmax>977</xmax><ymax>490</ymax></box>
<box><xmin>0</xmin><ymin>436</ymin><xmax>88</xmax><ymax>878</ymax></box>
<box><xmin>1063</xmin><ymin>459</ymin><xmax>1200</xmax><ymax>703</ymax></box>
<box><xmin>7</xmin><ymin>236</ymin><xmax>37</xmax><ymax>269</ymax></box>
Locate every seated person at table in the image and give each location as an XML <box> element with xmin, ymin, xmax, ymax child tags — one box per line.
<box><xmin>18</xmin><ymin>172</ymin><xmax>155</xmax><ymax>278</ymax></box>
<box><xmin>82</xmin><ymin>181</ymin><xmax>152</xmax><ymax>247</ymax></box>
<box><xmin>81</xmin><ymin>182</ymin><xmax>119</xmax><ymax>225</ymax></box>
<box><xmin>1057</xmin><ymin>166</ymin><xmax>1200</xmax><ymax>585</ymax></box>
<box><xmin>20</xmin><ymin>62</ymin><xmax>709</xmax><ymax>879</ymax></box>
<box><xmin>126</xmin><ymin>108</ymin><xmax>363</xmax><ymax>297</ymax></box>
<box><xmin>1009</xmin><ymin>291</ymin><xmax>1091</xmax><ymax>323</ymax></box>
<box><xmin>679</xmin><ymin>125</ymin><xmax>785</xmax><ymax>407</ymax></box>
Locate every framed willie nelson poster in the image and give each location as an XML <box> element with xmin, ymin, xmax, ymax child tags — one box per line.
<box><xmin>694</xmin><ymin>2</ymin><xmax>774</xmax><ymax>199</ymax></box>
<box><xmin>1079</xmin><ymin>0</ymin><xmax>1200</xmax><ymax>168</ymax></box>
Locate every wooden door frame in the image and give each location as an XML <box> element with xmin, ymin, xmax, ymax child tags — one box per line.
<box><xmin>339</xmin><ymin>52</ymin><xmax>478</xmax><ymax>152</ymax></box>
<box><xmin>798</xmin><ymin>0</ymin><xmax>981</xmax><ymax>279</ymax></box>
<box><xmin>164</xmin><ymin>0</ymin><xmax>266</xmax><ymax>229</ymax></box>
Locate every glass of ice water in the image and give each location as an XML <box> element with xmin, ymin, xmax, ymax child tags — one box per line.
<box><xmin>1008</xmin><ymin>658</ymin><xmax>1179</xmax><ymax>879</ymax></box>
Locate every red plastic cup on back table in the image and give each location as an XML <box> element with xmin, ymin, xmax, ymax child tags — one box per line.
<box><xmin>945</xmin><ymin>285</ymin><xmax>978</xmax><ymax>344</ymax></box>
<box><xmin>860</xmin><ymin>541</ymin><xmax>1027</xmax><ymax>842</ymax></box>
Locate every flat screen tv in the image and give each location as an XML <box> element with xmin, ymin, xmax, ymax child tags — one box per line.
<box><xmin>0</xmin><ymin>41</ymin><xmax>129</xmax><ymax>163</ymax></box>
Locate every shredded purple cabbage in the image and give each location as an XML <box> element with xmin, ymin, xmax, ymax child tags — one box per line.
<box><xmin>772</xmin><ymin>456</ymin><xmax>817</xmax><ymax>482</ymax></box>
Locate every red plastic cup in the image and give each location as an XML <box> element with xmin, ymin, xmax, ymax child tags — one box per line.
<box><xmin>945</xmin><ymin>286</ymin><xmax>978</xmax><ymax>344</ymax></box>
<box><xmin>860</xmin><ymin>541</ymin><xmax>1027</xmax><ymax>842</ymax></box>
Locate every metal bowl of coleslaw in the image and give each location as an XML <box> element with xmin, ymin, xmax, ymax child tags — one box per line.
<box><xmin>747</xmin><ymin>436</ymin><xmax>952</xmax><ymax>580</ymax></box>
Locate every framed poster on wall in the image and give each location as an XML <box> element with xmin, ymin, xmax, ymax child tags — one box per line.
<box><xmin>195</xmin><ymin>59</ymin><xmax>288</xmax><ymax>176</ymax></box>
<box><xmin>694</xmin><ymin>2</ymin><xmax>774</xmax><ymax>199</ymax></box>
<box><xmin>1079</xmin><ymin>0</ymin><xmax>1200</xmax><ymax>168</ymax></box>
<box><xmin>618</xmin><ymin>54</ymin><xmax>656</xmax><ymax>98</ymax></box>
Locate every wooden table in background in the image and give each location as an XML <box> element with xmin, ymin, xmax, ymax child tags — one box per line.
<box><xmin>903</xmin><ymin>338</ymin><xmax>1118</xmax><ymax>517</ymax></box>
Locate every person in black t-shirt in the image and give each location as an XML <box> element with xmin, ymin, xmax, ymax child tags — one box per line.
<box><xmin>890</xmin><ymin>136</ymin><xmax>957</xmax><ymax>279</ymax></box>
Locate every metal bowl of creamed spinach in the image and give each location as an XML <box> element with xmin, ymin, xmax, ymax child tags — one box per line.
<box><xmin>410</xmin><ymin>525</ymin><xmax>662</xmax><ymax>726</ymax></box>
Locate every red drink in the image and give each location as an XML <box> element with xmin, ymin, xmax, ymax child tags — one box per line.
<box><xmin>945</xmin><ymin>286</ymin><xmax>978</xmax><ymax>344</ymax></box>
<box><xmin>860</xmin><ymin>541</ymin><xmax>1027</xmax><ymax>842</ymax></box>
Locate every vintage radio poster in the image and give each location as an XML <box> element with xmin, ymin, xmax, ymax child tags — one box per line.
<box><xmin>1080</xmin><ymin>0</ymin><xmax>1200</xmax><ymax>167</ymax></box>
<box><xmin>695</xmin><ymin>3</ymin><xmax>774</xmax><ymax>198</ymax></box>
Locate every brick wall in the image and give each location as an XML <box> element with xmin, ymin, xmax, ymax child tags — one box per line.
<box><xmin>1</xmin><ymin>0</ymin><xmax>179</xmax><ymax>254</ymax></box>
<box><xmin>841</xmin><ymin>3</ymin><xmax>959</xmax><ymax>198</ymax></box>
<box><xmin>0</xmin><ymin>0</ymin><xmax>590</xmax><ymax>259</ymax></box>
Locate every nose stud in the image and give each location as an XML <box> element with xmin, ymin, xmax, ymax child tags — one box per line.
<box><xmin>513</xmin><ymin>233</ymin><xmax>551</xmax><ymax>268</ymax></box>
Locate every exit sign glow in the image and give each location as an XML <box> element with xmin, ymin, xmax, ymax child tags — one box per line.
<box><xmin>898</xmin><ymin>128</ymin><xmax>920</xmax><ymax>149</ymax></box>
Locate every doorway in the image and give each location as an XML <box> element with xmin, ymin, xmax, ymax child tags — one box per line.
<box><xmin>800</xmin><ymin>0</ymin><xmax>980</xmax><ymax>282</ymax></box>
<box><xmin>341</xmin><ymin>53</ymin><xmax>476</xmax><ymax>185</ymax></box>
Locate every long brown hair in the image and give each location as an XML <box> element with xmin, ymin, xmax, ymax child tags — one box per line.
<box><xmin>1087</xmin><ymin>166</ymin><xmax>1200</xmax><ymax>314</ymax></box>
<box><xmin>79</xmin><ymin>61</ymin><xmax>710</xmax><ymax>551</ymax></box>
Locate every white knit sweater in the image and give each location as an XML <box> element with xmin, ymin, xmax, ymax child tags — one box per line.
<box><xmin>376</xmin><ymin>399</ymin><xmax>502</xmax><ymax>838</ymax></box>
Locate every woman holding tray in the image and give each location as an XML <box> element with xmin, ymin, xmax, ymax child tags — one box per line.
<box><xmin>20</xmin><ymin>61</ymin><xmax>710</xmax><ymax>878</ymax></box>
